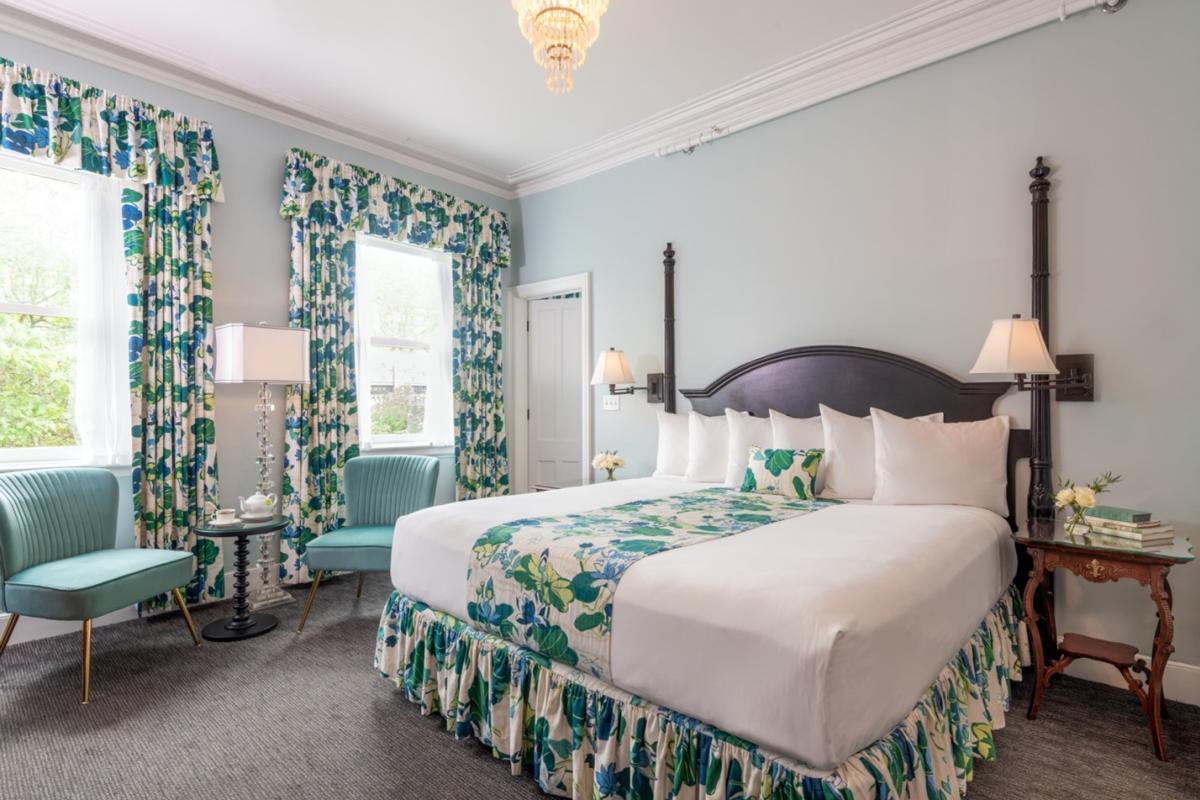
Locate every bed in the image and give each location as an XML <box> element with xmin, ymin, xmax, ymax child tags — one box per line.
<box><xmin>376</xmin><ymin>345</ymin><xmax>1030</xmax><ymax>800</ymax></box>
<box><xmin>373</xmin><ymin>157</ymin><xmax>1074</xmax><ymax>798</ymax></box>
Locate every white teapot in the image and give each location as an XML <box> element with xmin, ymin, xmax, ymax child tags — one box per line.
<box><xmin>238</xmin><ymin>492</ymin><xmax>277</xmax><ymax>517</ymax></box>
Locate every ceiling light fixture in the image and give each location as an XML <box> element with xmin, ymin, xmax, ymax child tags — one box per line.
<box><xmin>513</xmin><ymin>0</ymin><xmax>609</xmax><ymax>94</ymax></box>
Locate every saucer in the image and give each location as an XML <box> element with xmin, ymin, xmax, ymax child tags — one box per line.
<box><xmin>207</xmin><ymin>517</ymin><xmax>242</xmax><ymax>528</ymax></box>
<box><xmin>239</xmin><ymin>512</ymin><xmax>277</xmax><ymax>522</ymax></box>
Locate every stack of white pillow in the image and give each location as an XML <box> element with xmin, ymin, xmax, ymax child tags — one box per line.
<box><xmin>654</xmin><ymin>404</ymin><xmax>1010</xmax><ymax>516</ymax></box>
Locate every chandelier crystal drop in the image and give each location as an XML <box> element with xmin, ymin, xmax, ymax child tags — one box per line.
<box><xmin>512</xmin><ymin>0</ymin><xmax>610</xmax><ymax>94</ymax></box>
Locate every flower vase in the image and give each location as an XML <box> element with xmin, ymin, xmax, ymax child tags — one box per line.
<box><xmin>605</xmin><ymin>468</ymin><xmax>616</xmax><ymax>482</ymax></box>
<box><xmin>1063</xmin><ymin>507</ymin><xmax>1091</xmax><ymax>537</ymax></box>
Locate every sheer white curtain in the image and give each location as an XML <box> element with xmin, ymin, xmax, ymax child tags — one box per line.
<box><xmin>424</xmin><ymin>258</ymin><xmax>454</xmax><ymax>447</ymax></box>
<box><xmin>355</xmin><ymin>238</ymin><xmax>453</xmax><ymax>449</ymax></box>
<box><xmin>74</xmin><ymin>174</ymin><xmax>132</xmax><ymax>467</ymax></box>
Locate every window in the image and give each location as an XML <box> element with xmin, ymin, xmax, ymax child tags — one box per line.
<box><xmin>355</xmin><ymin>237</ymin><xmax>453</xmax><ymax>448</ymax></box>
<box><xmin>0</xmin><ymin>156</ymin><xmax>130</xmax><ymax>466</ymax></box>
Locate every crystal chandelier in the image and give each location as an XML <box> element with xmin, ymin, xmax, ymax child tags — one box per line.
<box><xmin>513</xmin><ymin>0</ymin><xmax>610</xmax><ymax>94</ymax></box>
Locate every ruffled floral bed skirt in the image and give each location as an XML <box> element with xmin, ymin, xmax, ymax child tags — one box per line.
<box><xmin>375</xmin><ymin>586</ymin><xmax>1022</xmax><ymax>799</ymax></box>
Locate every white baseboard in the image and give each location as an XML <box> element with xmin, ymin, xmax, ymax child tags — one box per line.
<box><xmin>1066</xmin><ymin>654</ymin><xmax>1200</xmax><ymax>708</ymax></box>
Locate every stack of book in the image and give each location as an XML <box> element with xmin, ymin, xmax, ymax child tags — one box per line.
<box><xmin>1085</xmin><ymin>505</ymin><xmax>1174</xmax><ymax>547</ymax></box>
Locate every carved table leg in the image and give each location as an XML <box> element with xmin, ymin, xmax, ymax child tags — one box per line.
<box><xmin>1150</xmin><ymin>576</ymin><xmax>1173</xmax><ymax>721</ymax></box>
<box><xmin>1147</xmin><ymin>568</ymin><xmax>1174</xmax><ymax>761</ymax></box>
<box><xmin>1040</xmin><ymin>580</ymin><xmax>1059</xmax><ymax>664</ymax></box>
<box><xmin>1043</xmin><ymin>654</ymin><xmax>1076</xmax><ymax>684</ymax></box>
<box><xmin>1023</xmin><ymin>550</ymin><xmax>1049</xmax><ymax>720</ymax></box>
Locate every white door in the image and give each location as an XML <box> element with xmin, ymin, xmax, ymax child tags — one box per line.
<box><xmin>527</xmin><ymin>296</ymin><xmax>583</xmax><ymax>488</ymax></box>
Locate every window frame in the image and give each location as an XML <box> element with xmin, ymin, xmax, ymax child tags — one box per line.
<box><xmin>0</xmin><ymin>155</ymin><xmax>88</xmax><ymax>467</ymax></box>
<box><xmin>354</xmin><ymin>235</ymin><xmax>453</xmax><ymax>449</ymax></box>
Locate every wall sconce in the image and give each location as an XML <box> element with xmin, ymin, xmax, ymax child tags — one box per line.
<box><xmin>970</xmin><ymin>314</ymin><xmax>1094</xmax><ymax>401</ymax></box>
<box><xmin>590</xmin><ymin>347</ymin><xmax>665</xmax><ymax>403</ymax></box>
<box><xmin>971</xmin><ymin>312</ymin><xmax>1093</xmax><ymax>523</ymax></box>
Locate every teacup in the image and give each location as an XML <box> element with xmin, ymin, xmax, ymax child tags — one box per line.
<box><xmin>213</xmin><ymin>508</ymin><xmax>238</xmax><ymax>524</ymax></box>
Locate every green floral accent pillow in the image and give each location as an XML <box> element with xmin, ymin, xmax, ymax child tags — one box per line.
<box><xmin>740</xmin><ymin>446</ymin><xmax>824</xmax><ymax>500</ymax></box>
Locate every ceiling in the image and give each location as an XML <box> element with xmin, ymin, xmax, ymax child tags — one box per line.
<box><xmin>0</xmin><ymin>1</ymin><xmax>1106</xmax><ymax>197</ymax></box>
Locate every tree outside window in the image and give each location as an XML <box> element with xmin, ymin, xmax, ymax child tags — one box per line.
<box><xmin>0</xmin><ymin>164</ymin><xmax>82</xmax><ymax>453</ymax></box>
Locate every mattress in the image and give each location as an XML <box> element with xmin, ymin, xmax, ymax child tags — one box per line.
<box><xmin>390</xmin><ymin>477</ymin><xmax>1015</xmax><ymax>769</ymax></box>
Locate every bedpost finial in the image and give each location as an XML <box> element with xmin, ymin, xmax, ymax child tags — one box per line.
<box><xmin>1029</xmin><ymin>156</ymin><xmax>1051</xmax><ymax>195</ymax></box>
<box><xmin>663</xmin><ymin>242</ymin><xmax>675</xmax><ymax>265</ymax></box>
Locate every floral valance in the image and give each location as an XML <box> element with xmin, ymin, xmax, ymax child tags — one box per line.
<box><xmin>0</xmin><ymin>57</ymin><xmax>222</xmax><ymax>200</ymax></box>
<box><xmin>279</xmin><ymin>148</ymin><xmax>509</xmax><ymax>266</ymax></box>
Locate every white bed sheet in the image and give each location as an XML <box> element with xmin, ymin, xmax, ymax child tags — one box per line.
<box><xmin>390</xmin><ymin>477</ymin><xmax>1015</xmax><ymax>770</ymax></box>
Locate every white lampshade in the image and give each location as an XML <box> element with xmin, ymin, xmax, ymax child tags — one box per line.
<box><xmin>970</xmin><ymin>317</ymin><xmax>1059</xmax><ymax>375</ymax></box>
<box><xmin>214</xmin><ymin>323</ymin><xmax>310</xmax><ymax>384</ymax></box>
<box><xmin>591</xmin><ymin>348</ymin><xmax>635</xmax><ymax>386</ymax></box>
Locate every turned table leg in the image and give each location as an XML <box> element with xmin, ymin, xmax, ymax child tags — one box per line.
<box><xmin>1023</xmin><ymin>550</ymin><xmax>1049</xmax><ymax>720</ymax></box>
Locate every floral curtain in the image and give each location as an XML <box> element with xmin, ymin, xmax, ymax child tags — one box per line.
<box><xmin>1</xmin><ymin>56</ymin><xmax>225</xmax><ymax>609</ymax></box>
<box><xmin>278</xmin><ymin>148</ymin><xmax>510</xmax><ymax>583</ymax></box>
<box><xmin>0</xmin><ymin>58</ymin><xmax>222</xmax><ymax>199</ymax></box>
<box><xmin>122</xmin><ymin>184</ymin><xmax>222</xmax><ymax>609</ymax></box>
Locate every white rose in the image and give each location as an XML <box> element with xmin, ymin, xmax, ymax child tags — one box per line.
<box><xmin>1055</xmin><ymin>487</ymin><xmax>1075</xmax><ymax>508</ymax></box>
<box><xmin>1073</xmin><ymin>486</ymin><xmax>1097</xmax><ymax>508</ymax></box>
<box><xmin>612</xmin><ymin>457</ymin><xmax>625</xmax><ymax>468</ymax></box>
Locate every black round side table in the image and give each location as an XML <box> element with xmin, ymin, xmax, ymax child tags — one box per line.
<box><xmin>194</xmin><ymin>517</ymin><xmax>289</xmax><ymax>642</ymax></box>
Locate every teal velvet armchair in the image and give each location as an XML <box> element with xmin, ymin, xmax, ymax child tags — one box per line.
<box><xmin>297</xmin><ymin>454</ymin><xmax>439</xmax><ymax>631</ymax></box>
<box><xmin>0</xmin><ymin>468</ymin><xmax>200</xmax><ymax>703</ymax></box>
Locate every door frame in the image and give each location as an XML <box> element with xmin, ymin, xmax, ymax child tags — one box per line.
<box><xmin>508</xmin><ymin>273</ymin><xmax>592</xmax><ymax>494</ymax></box>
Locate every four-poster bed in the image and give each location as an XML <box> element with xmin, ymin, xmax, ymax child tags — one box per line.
<box><xmin>373</xmin><ymin>158</ymin><xmax>1070</xmax><ymax>799</ymax></box>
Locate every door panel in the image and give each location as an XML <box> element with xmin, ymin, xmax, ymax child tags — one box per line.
<box><xmin>528</xmin><ymin>297</ymin><xmax>583</xmax><ymax>488</ymax></box>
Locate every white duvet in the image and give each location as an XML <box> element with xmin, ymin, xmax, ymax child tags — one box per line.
<box><xmin>390</xmin><ymin>477</ymin><xmax>1015</xmax><ymax>770</ymax></box>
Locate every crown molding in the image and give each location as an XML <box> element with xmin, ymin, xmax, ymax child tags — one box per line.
<box><xmin>509</xmin><ymin>0</ymin><xmax>1113</xmax><ymax>196</ymax></box>
<box><xmin>0</xmin><ymin>0</ymin><xmax>1119</xmax><ymax>201</ymax></box>
<box><xmin>0</xmin><ymin>3</ymin><xmax>518</xmax><ymax>200</ymax></box>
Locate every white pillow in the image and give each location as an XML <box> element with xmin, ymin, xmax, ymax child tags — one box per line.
<box><xmin>769</xmin><ymin>409</ymin><xmax>826</xmax><ymax>491</ymax></box>
<box><xmin>724</xmin><ymin>409</ymin><xmax>772</xmax><ymax>487</ymax></box>
<box><xmin>768</xmin><ymin>409</ymin><xmax>823</xmax><ymax>450</ymax></box>
<box><xmin>819</xmin><ymin>404</ymin><xmax>944</xmax><ymax>499</ymax></box>
<box><xmin>871</xmin><ymin>408</ymin><xmax>1011</xmax><ymax>517</ymax></box>
<box><xmin>684</xmin><ymin>412</ymin><xmax>729</xmax><ymax>483</ymax></box>
<box><xmin>653</xmin><ymin>411</ymin><xmax>689</xmax><ymax>478</ymax></box>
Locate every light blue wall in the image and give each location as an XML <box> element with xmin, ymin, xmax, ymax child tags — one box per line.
<box><xmin>0</xmin><ymin>29</ymin><xmax>518</xmax><ymax>516</ymax></box>
<box><xmin>518</xmin><ymin>1</ymin><xmax>1200</xmax><ymax>666</ymax></box>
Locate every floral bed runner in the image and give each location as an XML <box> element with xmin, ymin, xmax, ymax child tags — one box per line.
<box><xmin>466</xmin><ymin>487</ymin><xmax>839</xmax><ymax>679</ymax></box>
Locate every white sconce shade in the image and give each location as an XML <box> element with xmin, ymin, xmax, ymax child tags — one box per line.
<box><xmin>591</xmin><ymin>348</ymin><xmax>635</xmax><ymax>385</ymax></box>
<box><xmin>970</xmin><ymin>317</ymin><xmax>1059</xmax><ymax>375</ymax></box>
<box><xmin>215</xmin><ymin>323</ymin><xmax>311</xmax><ymax>384</ymax></box>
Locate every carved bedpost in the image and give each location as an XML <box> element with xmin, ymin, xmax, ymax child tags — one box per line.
<box><xmin>663</xmin><ymin>243</ymin><xmax>676</xmax><ymax>413</ymax></box>
<box><xmin>1028</xmin><ymin>158</ymin><xmax>1056</xmax><ymax>522</ymax></box>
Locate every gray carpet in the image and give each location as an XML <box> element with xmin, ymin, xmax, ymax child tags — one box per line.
<box><xmin>1</xmin><ymin>574</ymin><xmax>1196</xmax><ymax>800</ymax></box>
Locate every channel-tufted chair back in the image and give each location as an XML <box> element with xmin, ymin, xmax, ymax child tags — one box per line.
<box><xmin>0</xmin><ymin>468</ymin><xmax>119</xmax><ymax>609</ymax></box>
<box><xmin>344</xmin><ymin>455</ymin><xmax>439</xmax><ymax>527</ymax></box>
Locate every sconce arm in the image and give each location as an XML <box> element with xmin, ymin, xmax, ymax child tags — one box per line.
<box><xmin>1015</xmin><ymin>372</ymin><xmax>1092</xmax><ymax>392</ymax></box>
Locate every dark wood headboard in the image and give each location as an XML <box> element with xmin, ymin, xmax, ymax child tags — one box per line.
<box><xmin>681</xmin><ymin>345</ymin><xmax>1031</xmax><ymax>530</ymax></box>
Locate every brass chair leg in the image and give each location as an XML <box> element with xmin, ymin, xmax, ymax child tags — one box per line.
<box><xmin>297</xmin><ymin>571</ymin><xmax>323</xmax><ymax>632</ymax></box>
<box><xmin>172</xmin><ymin>588</ymin><xmax>201</xmax><ymax>646</ymax></box>
<box><xmin>81</xmin><ymin>619</ymin><xmax>93</xmax><ymax>705</ymax></box>
<box><xmin>0</xmin><ymin>613</ymin><xmax>19</xmax><ymax>660</ymax></box>
<box><xmin>355</xmin><ymin>572</ymin><xmax>365</xmax><ymax>600</ymax></box>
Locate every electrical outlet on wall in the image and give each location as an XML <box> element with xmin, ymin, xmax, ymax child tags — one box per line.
<box><xmin>602</xmin><ymin>395</ymin><xmax>620</xmax><ymax>411</ymax></box>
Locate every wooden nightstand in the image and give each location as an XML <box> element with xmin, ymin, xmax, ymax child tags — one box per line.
<box><xmin>1014</xmin><ymin>523</ymin><xmax>1194</xmax><ymax>760</ymax></box>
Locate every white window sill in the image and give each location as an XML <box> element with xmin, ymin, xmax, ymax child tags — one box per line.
<box><xmin>0</xmin><ymin>461</ymin><xmax>133</xmax><ymax>475</ymax></box>
<box><xmin>362</xmin><ymin>441</ymin><xmax>452</xmax><ymax>455</ymax></box>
